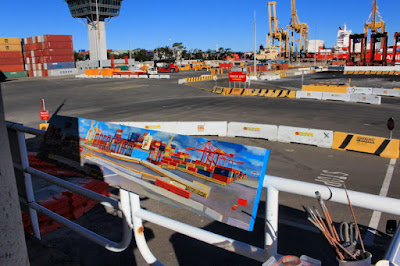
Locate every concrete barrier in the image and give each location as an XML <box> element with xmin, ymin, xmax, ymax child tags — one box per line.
<box><xmin>332</xmin><ymin>132</ymin><xmax>399</xmax><ymax>159</ymax></box>
<box><xmin>372</xmin><ymin>88</ymin><xmax>400</xmax><ymax>97</ymax></box>
<box><xmin>149</xmin><ymin>75</ymin><xmax>160</xmax><ymax>79</ymax></box>
<box><xmin>160</xmin><ymin>75</ymin><xmax>170</xmax><ymax>79</ymax></box>
<box><xmin>322</xmin><ymin>92</ymin><xmax>351</xmax><ymax>102</ymax></box>
<box><xmin>139</xmin><ymin>75</ymin><xmax>148</xmax><ymax>79</ymax></box>
<box><xmin>113</xmin><ymin>121</ymin><xmax>228</xmax><ymax>137</ymax></box>
<box><xmin>175</xmin><ymin>122</ymin><xmax>228</xmax><ymax>137</ymax></box>
<box><xmin>227</xmin><ymin>122</ymin><xmax>278</xmax><ymax>141</ymax></box>
<box><xmin>302</xmin><ymin>84</ymin><xmax>348</xmax><ymax>93</ymax></box>
<box><xmin>178</xmin><ymin>78</ymin><xmax>186</xmax><ymax>84</ymax></box>
<box><xmin>277</xmin><ymin>126</ymin><xmax>333</xmax><ymax>148</ymax></box>
<box><xmin>115</xmin><ymin>122</ymin><xmax>177</xmax><ymax>133</ymax></box>
<box><xmin>130</xmin><ymin>75</ymin><xmax>139</xmax><ymax>78</ymax></box>
<box><xmin>349</xmin><ymin>94</ymin><xmax>381</xmax><ymax>105</ymax></box>
<box><xmin>296</xmin><ymin>91</ymin><xmax>323</xmax><ymax>100</ymax></box>
<box><xmin>347</xmin><ymin>87</ymin><xmax>373</xmax><ymax>94</ymax></box>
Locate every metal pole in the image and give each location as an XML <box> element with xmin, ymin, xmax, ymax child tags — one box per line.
<box><xmin>120</xmin><ymin>190</ymin><xmax>162</xmax><ymax>265</ymax></box>
<box><xmin>254</xmin><ymin>10</ymin><xmax>257</xmax><ymax>80</ymax></box>
<box><xmin>17</xmin><ymin>131</ymin><xmax>41</xmax><ymax>239</ymax></box>
<box><xmin>265</xmin><ymin>186</ymin><xmax>279</xmax><ymax>258</ymax></box>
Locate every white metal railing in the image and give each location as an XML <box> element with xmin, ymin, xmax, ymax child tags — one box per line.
<box><xmin>6</xmin><ymin>122</ymin><xmax>400</xmax><ymax>264</ymax></box>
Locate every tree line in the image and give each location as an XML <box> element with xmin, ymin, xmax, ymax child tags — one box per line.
<box><xmin>75</xmin><ymin>42</ymin><xmax>252</xmax><ymax>62</ymax></box>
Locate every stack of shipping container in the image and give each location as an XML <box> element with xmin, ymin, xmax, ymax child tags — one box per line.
<box><xmin>0</xmin><ymin>37</ymin><xmax>27</xmax><ymax>79</ymax></box>
<box><xmin>24</xmin><ymin>35</ymin><xmax>76</xmax><ymax>77</ymax></box>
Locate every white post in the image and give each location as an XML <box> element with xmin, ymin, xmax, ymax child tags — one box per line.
<box><xmin>0</xmin><ymin>85</ymin><xmax>29</xmax><ymax>265</ymax></box>
<box><xmin>265</xmin><ymin>186</ymin><xmax>279</xmax><ymax>259</ymax></box>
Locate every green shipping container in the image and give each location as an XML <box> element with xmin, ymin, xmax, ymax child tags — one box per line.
<box><xmin>2</xmin><ymin>71</ymin><xmax>27</xmax><ymax>78</ymax></box>
<box><xmin>195</xmin><ymin>165</ymin><xmax>206</xmax><ymax>171</ymax></box>
<box><xmin>118</xmin><ymin>65</ymin><xmax>129</xmax><ymax>71</ymax></box>
<box><xmin>178</xmin><ymin>164</ymin><xmax>187</xmax><ymax>169</ymax></box>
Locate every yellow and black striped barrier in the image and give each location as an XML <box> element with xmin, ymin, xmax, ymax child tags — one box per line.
<box><xmin>212</xmin><ymin>86</ymin><xmax>225</xmax><ymax>94</ymax></box>
<box><xmin>264</xmin><ymin>89</ymin><xmax>296</xmax><ymax>98</ymax></box>
<box><xmin>229</xmin><ymin>88</ymin><xmax>244</xmax><ymax>95</ymax></box>
<box><xmin>211</xmin><ymin>87</ymin><xmax>297</xmax><ymax>99</ymax></box>
<box><xmin>345</xmin><ymin>71</ymin><xmax>400</xmax><ymax>75</ymax></box>
<box><xmin>332</xmin><ymin>132</ymin><xmax>399</xmax><ymax>159</ymax></box>
<box><xmin>39</xmin><ymin>123</ymin><xmax>49</xmax><ymax>131</ymax></box>
<box><xmin>186</xmin><ymin>75</ymin><xmax>217</xmax><ymax>83</ymax></box>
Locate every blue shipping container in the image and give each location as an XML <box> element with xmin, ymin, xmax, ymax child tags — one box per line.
<box><xmin>45</xmin><ymin>61</ymin><xmax>75</xmax><ymax>70</ymax></box>
<box><xmin>197</xmin><ymin>169</ymin><xmax>212</xmax><ymax>177</ymax></box>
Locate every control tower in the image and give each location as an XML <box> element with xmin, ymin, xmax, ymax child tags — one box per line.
<box><xmin>65</xmin><ymin>0</ymin><xmax>123</xmax><ymax>61</ymax></box>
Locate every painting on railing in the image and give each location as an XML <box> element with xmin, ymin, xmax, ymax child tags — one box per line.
<box><xmin>38</xmin><ymin>115</ymin><xmax>270</xmax><ymax>231</ymax></box>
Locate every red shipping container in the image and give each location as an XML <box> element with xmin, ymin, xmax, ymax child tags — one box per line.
<box><xmin>41</xmin><ymin>48</ymin><xmax>74</xmax><ymax>56</ymax></box>
<box><xmin>0</xmin><ymin>65</ymin><xmax>24</xmax><ymax>71</ymax></box>
<box><xmin>44</xmin><ymin>35</ymin><xmax>73</xmax><ymax>42</ymax></box>
<box><xmin>0</xmin><ymin>57</ymin><xmax>24</xmax><ymax>65</ymax></box>
<box><xmin>36</xmin><ymin>55</ymin><xmax>74</xmax><ymax>63</ymax></box>
<box><xmin>43</xmin><ymin>42</ymin><xmax>73</xmax><ymax>49</ymax></box>
<box><xmin>155</xmin><ymin>179</ymin><xmax>191</xmax><ymax>199</ymax></box>
<box><xmin>0</xmin><ymin>51</ymin><xmax>23</xmax><ymax>58</ymax></box>
<box><xmin>213</xmin><ymin>174</ymin><xmax>229</xmax><ymax>183</ymax></box>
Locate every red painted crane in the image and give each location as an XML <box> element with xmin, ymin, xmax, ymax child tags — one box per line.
<box><xmin>186</xmin><ymin>141</ymin><xmax>235</xmax><ymax>166</ymax></box>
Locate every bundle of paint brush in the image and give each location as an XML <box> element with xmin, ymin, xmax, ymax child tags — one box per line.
<box><xmin>303</xmin><ymin>189</ymin><xmax>368</xmax><ymax>261</ymax></box>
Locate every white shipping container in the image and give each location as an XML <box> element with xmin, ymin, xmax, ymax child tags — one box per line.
<box><xmin>33</xmin><ymin>70</ymin><xmax>42</xmax><ymax>77</ymax></box>
<box><xmin>47</xmin><ymin>68</ymin><xmax>78</xmax><ymax>77</ymax></box>
<box><xmin>308</xmin><ymin>40</ymin><xmax>324</xmax><ymax>53</ymax></box>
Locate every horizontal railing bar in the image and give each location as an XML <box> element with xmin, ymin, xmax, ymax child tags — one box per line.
<box><xmin>24</xmin><ymin>166</ymin><xmax>120</xmax><ymax>210</ymax></box>
<box><xmin>26</xmin><ymin>201</ymin><xmax>132</xmax><ymax>252</ymax></box>
<box><xmin>134</xmin><ymin>208</ymin><xmax>266</xmax><ymax>262</ymax></box>
<box><xmin>6</xmin><ymin>121</ymin><xmax>46</xmax><ymax>136</ymax></box>
<box><xmin>264</xmin><ymin>175</ymin><xmax>400</xmax><ymax>216</ymax></box>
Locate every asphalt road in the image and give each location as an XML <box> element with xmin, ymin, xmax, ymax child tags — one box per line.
<box><xmin>2</xmin><ymin>71</ymin><xmax>400</xmax><ymax>265</ymax></box>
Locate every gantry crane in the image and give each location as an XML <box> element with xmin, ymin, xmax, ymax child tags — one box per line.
<box><xmin>364</xmin><ymin>0</ymin><xmax>385</xmax><ymax>34</ymax></box>
<box><xmin>266</xmin><ymin>1</ymin><xmax>289</xmax><ymax>57</ymax></box>
<box><xmin>186</xmin><ymin>141</ymin><xmax>235</xmax><ymax>166</ymax></box>
<box><xmin>287</xmin><ymin>0</ymin><xmax>309</xmax><ymax>56</ymax></box>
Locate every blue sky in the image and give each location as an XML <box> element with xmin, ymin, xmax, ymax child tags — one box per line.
<box><xmin>1</xmin><ymin>0</ymin><xmax>398</xmax><ymax>52</ymax></box>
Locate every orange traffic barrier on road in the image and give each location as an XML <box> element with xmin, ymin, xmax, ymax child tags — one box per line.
<box><xmin>332</xmin><ymin>132</ymin><xmax>399</xmax><ymax>159</ymax></box>
<box><xmin>229</xmin><ymin>88</ymin><xmax>244</xmax><ymax>95</ymax></box>
<box><xmin>222</xmin><ymin>88</ymin><xmax>232</xmax><ymax>95</ymax></box>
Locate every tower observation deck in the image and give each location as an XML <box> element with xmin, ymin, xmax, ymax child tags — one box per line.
<box><xmin>65</xmin><ymin>0</ymin><xmax>123</xmax><ymax>61</ymax></box>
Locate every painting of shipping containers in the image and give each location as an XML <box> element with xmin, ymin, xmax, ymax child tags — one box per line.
<box><xmin>39</xmin><ymin>115</ymin><xmax>270</xmax><ymax>231</ymax></box>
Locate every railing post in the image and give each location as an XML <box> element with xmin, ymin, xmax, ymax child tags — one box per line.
<box><xmin>16</xmin><ymin>131</ymin><xmax>41</xmax><ymax>239</ymax></box>
<box><xmin>119</xmin><ymin>189</ymin><xmax>162</xmax><ymax>265</ymax></box>
<box><xmin>265</xmin><ymin>185</ymin><xmax>279</xmax><ymax>259</ymax></box>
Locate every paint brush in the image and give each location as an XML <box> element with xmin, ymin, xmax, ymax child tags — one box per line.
<box><xmin>343</xmin><ymin>183</ymin><xmax>366</xmax><ymax>258</ymax></box>
<box><xmin>315</xmin><ymin>191</ymin><xmax>340</xmax><ymax>242</ymax></box>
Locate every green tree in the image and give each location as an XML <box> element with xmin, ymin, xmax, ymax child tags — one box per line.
<box><xmin>133</xmin><ymin>49</ymin><xmax>151</xmax><ymax>61</ymax></box>
<box><xmin>74</xmin><ymin>51</ymin><xmax>84</xmax><ymax>61</ymax></box>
